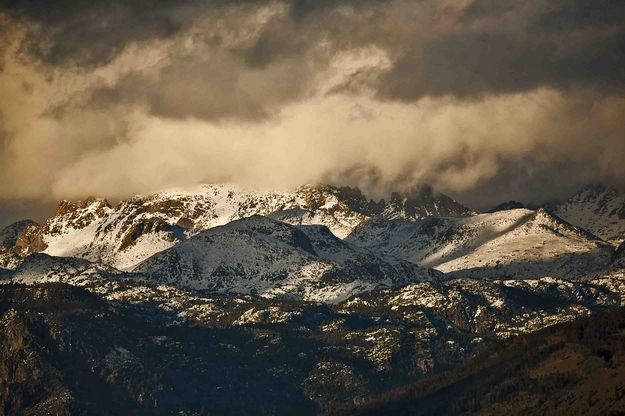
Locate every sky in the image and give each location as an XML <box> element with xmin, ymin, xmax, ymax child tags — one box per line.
<box><xmin>0</xmin><ymin>0</ymin><xmax>624</xmax><ymax>227</ymax></box>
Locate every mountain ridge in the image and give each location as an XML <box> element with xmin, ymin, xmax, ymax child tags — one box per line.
<box><xmin>0</xmin><ymin>183</ymin><xmax>473</xmax><ymax>271</ymax></box>
<box><xmin>347</xmin><ymin>208</ymin><xmax>613</xmax><ymax>279</ymax></box>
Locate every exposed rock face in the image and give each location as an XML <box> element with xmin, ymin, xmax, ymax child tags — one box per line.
<box><xmin>611</xmin><ymin>240</ymin><xmax>625</xmax><ymax>267</ymax></box>
<box><xmin>0</xmin><ymin>220</ymin><xmax>37</xmax><ymax>251</ymax></box>
<box><xmin>52</xmin><ymin>197</ymin><xmax>112</xmax><ymax>230</ymax></box>
<box><xmin>118</xmin><ymin>219</ymin><xmax>184</xmax><ymax>251</ymax></box>
<box><xmin>381</xmin><ymin>185</ymin><xmax>475</xmax><ymax>220</ymax></box>
<box><xmin>0</xmin><ymin>221</ymin><xmax>42</xmax><ymax>269</ymax></box>
<box><xmin>12</xmin><ymin>223</ymin><xmax>48</xmax><ymax>256</ymax></box>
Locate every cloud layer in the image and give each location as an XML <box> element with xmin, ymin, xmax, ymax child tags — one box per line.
<box><xmin>1</xmin><ymin>0</ymin><xmax>624</xmax><ymax>224</ymax></box>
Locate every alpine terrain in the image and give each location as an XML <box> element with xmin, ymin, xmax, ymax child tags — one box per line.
<box><xmin>1</xmin><ymin>183</ymin><xmax>625</xmax><ymax>415</ymax></box>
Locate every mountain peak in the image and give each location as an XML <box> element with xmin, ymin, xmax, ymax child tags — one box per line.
<box><xmin>382</xmin><ymin>184</ymin><xmax>474</xmax><ymax>220</ymax></box>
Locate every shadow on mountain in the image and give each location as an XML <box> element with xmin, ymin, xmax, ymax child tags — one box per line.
<box><xmin>445</xmin><ymin>247</ymin><xmax>613</xmax><ymax>280</ymax></box>
<box><xmin>333</xmin><ymin>307</ymin><xmax>625</xmax><ymax>416</ymax></box>
<box><xmin>0</xmin><ymin>283</ymin><xmax>318</xmax><ymax>416</ymax></box>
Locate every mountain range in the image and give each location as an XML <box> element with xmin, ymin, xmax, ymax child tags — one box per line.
<box><xmin>0</xmin><ymin>184</ymin><xmax>471</xmax><ymax>271</ymax></box>
<box><xmin>1</xmin><ymin>182</ymin><xmax>625</xmax><ymax>414</ymax></box>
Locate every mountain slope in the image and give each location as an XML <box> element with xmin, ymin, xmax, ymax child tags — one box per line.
<box><xmin>0</xmin><ymin>284</ymin><xmax>317</xmax><ymax>416</ymax></box>
<box><xmin>347</xmin><ymin>208</ymin><xmax>613</xmax><ymax>279</ymax></box>
<box><xmin>1</xmin><ymin>242</ymin><xmax>625</xmax><ymax>412</ymax></box>
<box><xmin>554</xmin><ymin>184</ymin><xmax>625</xmax><ymax>244</ymax></box>
<box><xmin>334</xmin><ymin>307</ymin><xmax>625</xmax><ymax>416</ymax></box>
<box><xmin>133</xmin><ymin>215</ymin><xmax>439</xmax><ymax>302</ymax></box>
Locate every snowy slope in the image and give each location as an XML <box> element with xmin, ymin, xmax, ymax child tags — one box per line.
<box><xmin>5</xmin><ymin>184</ymin><xmax>471</xmax><ymax>270</ymax></box>
<box><xmin>554</xmin><ymin>185</ymin><xmax>625</xmax><ymax>244</ymax></box>
<box><xmin>347</xmin><ymin>208</ymin><xmax>613</xmax><ymax>279</ymax></box>
<box><xmin>268</xmin><ymin>208</ymin><xmax>362</xmax><ymax>239</ymax></box>
<box><xmin>134</xmin><ymin>215</ymin><xmax>440</xmax><ymax>302</ymax></box>
<box><xmin>3</xmin><ymin>252</ymin><xmax>119</xmax><ymax>285</ymax></box>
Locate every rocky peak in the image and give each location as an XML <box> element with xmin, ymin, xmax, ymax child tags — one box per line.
<box><xmin>296</xmin><ymin>184</ymin><xmax>380</xmax><ymax>215</ymax></box>
<box><xmin>382</xmin><ymin>185</ymin><xmax>474</xmax><ymax>220</ymax></box>
<box><xmin>0</xmin><ymin>220</ymin><xmax>43</xmax><ymax>269</ymax></box>
<box><xmin>55</xmin><ymin>196</ymin><xmax>111</xmax><ymax>217</ymax></box>
<box><xmin>296</xmin><ymin>183</ymin><xmax>472</xmax><ymax>220</ymax></box>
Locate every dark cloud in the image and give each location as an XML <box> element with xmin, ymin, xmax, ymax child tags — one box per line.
<box><xmin>243</xmin><ymin>18</ymin><xmax>305</xmax><ymax>68</ymax></box>
<box><xmin>378</xmin><ymin>1</ymin><xmax>625</xmax><ymax>100</ymax></box>
<box><xmin>535</xmin><ymin>0</ymin><xmax>625</xmax><ymax>31</ymax></box>
<box><xmin>2</xmin><ymin>0</ymin><xmax>624</xmax><ymax>97</ymax></box>
<box><xmin>0</xmin><ymin>198</ymin><xmax>55</xmax><ymax>229</ymax></box>
<box><xmin>2</xmin><ymin>0</ymin><xmax>252</xmax><ymax>65</ymax></box>
<box><xmin>0</xmin><ymin>0</ymin><xmax>625</xmax><ymax>222</ymax></box>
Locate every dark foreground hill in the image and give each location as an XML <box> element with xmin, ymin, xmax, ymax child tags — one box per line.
<box><xmin>334</xmin><ymin>307</ymin><xmax>625</xmax><ymax>416</ymax></box>
<box><xmin>0</xmin><ymin>283</ymin><xmax>317</xmax><ymax>416</ymax></box>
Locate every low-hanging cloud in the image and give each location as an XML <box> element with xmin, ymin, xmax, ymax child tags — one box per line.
<box><xmin>0</xmin><ymin>0</ymin><xmax>624</xmax><ymax>226</ymax></box>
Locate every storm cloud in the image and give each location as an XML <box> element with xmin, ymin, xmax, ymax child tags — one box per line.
<box><xmin>1</xmin><ymin>0</ymin><xmax>624</xmax><ymax>225</ymax></box>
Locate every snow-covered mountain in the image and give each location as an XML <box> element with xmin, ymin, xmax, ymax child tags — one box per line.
<box><xmin>346</xmin><ymin>208</ymin><xmax>613</xmax><ymax>279</ymax></box>
<box><xmin>553</xmin><ymin>184</ymin><xmax>625</xmax><ymax>244</ymax></box>
<box><xmin>3</xmin><ymin>182</ymin><xmax>625</xmax><ymax>414</ymax></box>
<box><xmin>4</xmin><ymin>252</ymin><xmax>121</xmax><ymax>286</ymax></box>
<box><xmin>134</xmin><ymin>215</ymin><xmax>440</xmax><ymax>302</ymax></box>
<box><xmin>0</xmin><ymin>184</ymin><xmax>471</xmax><ymax>270</ymax></box>
<box><xmin>3</xmin><ymin>182</ymin><xmax>621</xmax><ymax>288</ymax></box>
